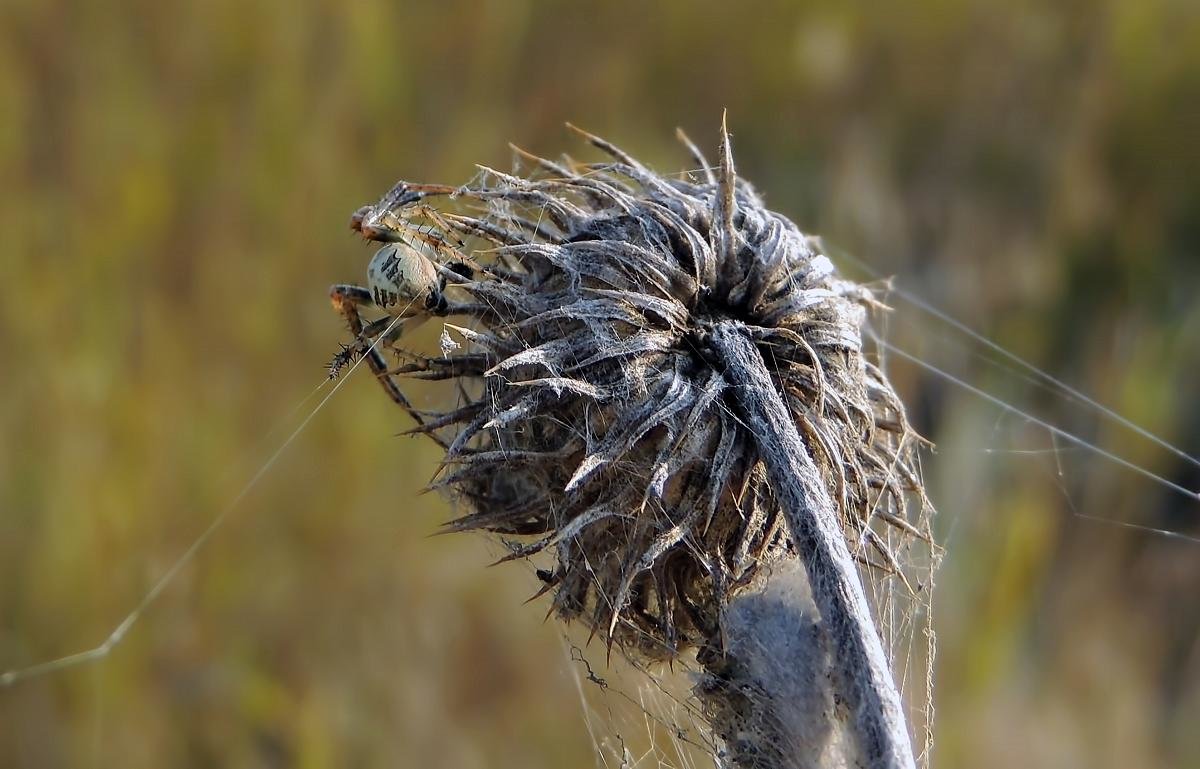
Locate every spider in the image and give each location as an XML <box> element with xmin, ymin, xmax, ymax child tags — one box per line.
<box><xmin>329</xmin><ymin>182</ymin><xmax>474</xmax><ymax>428</ymax></box>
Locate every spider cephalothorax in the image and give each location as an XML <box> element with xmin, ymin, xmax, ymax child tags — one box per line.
<box><xmin>330</xmin><ymin>124</ymin><xmax>930</xmax><ymax>660</ymax></box>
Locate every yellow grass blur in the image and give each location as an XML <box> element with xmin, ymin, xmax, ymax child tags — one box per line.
<box><xmin>1</xmin><ymin>1</ymin><xmax>1198</xmax><ymax>767</ymax></box>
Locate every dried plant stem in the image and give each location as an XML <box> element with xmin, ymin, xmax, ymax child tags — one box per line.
<box><xmin>337</xmin><ymin>121</ymin><xmax>932</xmax><ymax>767</ymax></box>
<box><xmin>709</xmin><ymin>321</ymin><xmax>915</xmax><ymax>769</ymax></box>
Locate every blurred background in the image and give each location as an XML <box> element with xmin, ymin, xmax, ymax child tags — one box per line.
<box><xmin>2</xmin><ymin>0</ymin><xmax>1198</xmax><ymax>767</ymax></box>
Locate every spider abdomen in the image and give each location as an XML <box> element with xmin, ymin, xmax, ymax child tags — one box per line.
<box><xmin>366</xmin><ymin>242</ymin><xmax>440</xmax><ymax>313</ymax></box>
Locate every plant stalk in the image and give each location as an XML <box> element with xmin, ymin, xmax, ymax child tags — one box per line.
<box><xmin>708</xmin><ymin>321</ymin><xmax>915</xmax><ymax>769</ymax></box>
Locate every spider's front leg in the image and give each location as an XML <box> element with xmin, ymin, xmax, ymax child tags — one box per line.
<box><xmin>401</xmin><ymin>204</ymin><xmax>484</xmax><ymax>275</ymax></box>
<box><xmin>328</xmin><ymin>285</ymin><xmax>416</xmax><ymax>368</ymax></box>
<box><xmin>329</xmin><ymin>284</ymin><xmax>444</xmax><ymax>446</ymax></box>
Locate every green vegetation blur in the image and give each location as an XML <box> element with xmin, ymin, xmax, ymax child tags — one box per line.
<box><xmin>2</xmin><ymin>0</ymin><xmax>1198</xmax><ymax>767</ymax></box>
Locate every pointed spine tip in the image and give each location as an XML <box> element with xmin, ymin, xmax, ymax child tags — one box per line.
<box><xmin>715</xmin><ymin>111</ymin><xmax>738</xmax><ymax>264</ymax></box>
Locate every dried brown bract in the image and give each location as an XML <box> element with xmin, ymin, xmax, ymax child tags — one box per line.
<box><xmin>333</xmin><ymin>119</ymin><xmax>930</xmax><ymax>662</ymax></box>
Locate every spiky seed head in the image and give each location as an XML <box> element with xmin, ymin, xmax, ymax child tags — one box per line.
<box><xmin>363</xmin><ymin>120</ymin><xmax>929</xmax><ymax>660</ymax></box>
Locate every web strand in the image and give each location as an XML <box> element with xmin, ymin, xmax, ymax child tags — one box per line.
<box><xmin>877</xmin><ymin>337</ymin><xmax>1200</xmax><ymax>503</ymax></box>
<box><xmin>833</xmin><ymin>246</ymin><xmax>1200</xmax><ymax>472</ymax></box>
<box><xmin>0</xmin><ymin>314</ymin><xmax>405</xmax><ymax>688</ymax></box>
<box><xmin>1072</xmin><ymin>513</ymin><xmax>1200</xmax><ymax>545</ymax></box>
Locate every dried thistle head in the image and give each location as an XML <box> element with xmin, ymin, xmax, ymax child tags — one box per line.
<box><xmin>343</xmin><ymin>119</ymin><xmax>929</xmax><ymax>660</ymax></box>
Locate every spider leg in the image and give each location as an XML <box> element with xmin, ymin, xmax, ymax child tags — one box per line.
<box><xmin>360</xmin><ymin>315</ymin><xmax>412</xmax><ymax>348</ymax></box>
<box><xmin>329</xmin><ymin>284</ymin><xmax>447</xmax><ymax>447</ymax></box>
<box><xmin>406</xmin><ymin>204</ymin><xmax>466</xmax><ymax>248</ymax></box>
<box><xmin>400</xmin><ymin>204</ymin><xmax>486</xmax><ymax>273</ymax></box>
<box><xmin>365</xmin><ymin>313</ymin><xmax>432</xmax><ymax>360</ymax></box>
<box><xmin>330</xmin><ymin>283</ymin><xmax>373</xmax><ymax>306</ymax></box>
<box><xmin>327</xmin><ymin>283</ymin><xmax>402</xmax><ymax>384</ymax></box>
